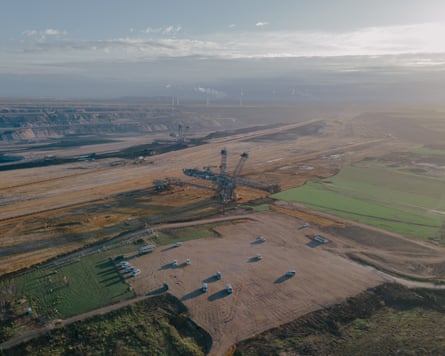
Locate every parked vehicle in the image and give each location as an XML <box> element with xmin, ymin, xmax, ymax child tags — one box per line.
<box><xmin>120</xmin><ymin>261</ymin><xmax>129</xmax><ymax>267</ymax></box>
<box><xmin>314</xmin><ymin>235</ymin><xmax>328</xmax><ymax>244</ymax></box>
<box><xmin>138</xmin><ymin>244</ymin><xmax>156</xmax><ymax>254</ymax></box>
<box><xmin>226</xmin><ymin>283</ymin><xmax>233</xmax><ymax>294</ymax></box>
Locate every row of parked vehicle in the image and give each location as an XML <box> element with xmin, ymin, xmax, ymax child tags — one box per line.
<box><xmin>119</xmin><ymin>260</ymin><xmax>141</xmax><ymax>276</ymax></box>
<box><xmin>171</xmin><ymin>258</ymin><xmax>191</xmax><ymax>267</ymax></box>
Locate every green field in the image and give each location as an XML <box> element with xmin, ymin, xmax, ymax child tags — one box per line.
<box><xmin>149</xmin><ymin>221</ymin><xmax>243</xmax><ymax>246</ymax></box>
<box><xmin>252</xmin><ymin>204</ymin><xmax>271</xmax><ymax>212</ymax></box>
<box><xmin>14</xmin><ymin>248</ymin><xmax>135</xmax><ymax>320</ymax></box>
<box><xmin>413</xmin><ymin>146</ymin><xmax>445</xmax><ymax>156</ymax></box>
<box><xmin>272</xmin><ymin>160</ymin><xmax>445</xmax><ymax>242</ymax></box>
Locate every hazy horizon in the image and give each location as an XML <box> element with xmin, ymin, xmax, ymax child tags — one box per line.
<box><xmin>1</xmin><ymin>1</ymin><xmax>445</xmax><ymax>101</ymax></box>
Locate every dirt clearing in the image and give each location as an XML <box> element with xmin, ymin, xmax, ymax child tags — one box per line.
<box><xmin>129</xmin><ymin>211</ymin><xmax>384</xmax><ymax>355</ymax></box>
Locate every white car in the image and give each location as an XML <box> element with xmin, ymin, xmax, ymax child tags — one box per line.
<box><xmin>216</xmin><ymin>271</ymin><xmax>222</xmax><ymax>280</ymax></box>
<box><xmin>226</xmin><ymin>283</ymin><xmax>233</xmax><ymax>294</ymax></box>
<box><xmin>174</xmin><ymin>242</ymin><xmax>183</xmax><ymax>247</ymax></box>
<box><xmin>285</xmin><ymin>270</ymin><xmax>296</xmax><ymax>276</ymax></box>
<box><xmin>124</xmin><ymin>266</ymin><xmax>134</xmax><ymax>273</ymax></box>
<box><xmin>185</xmin><ymin>258</ymin><xmax>191</xmax><ymax>265</ymax></box>
<box><xmin>202</xmin><ymin>282</ymin><xmax>208</xmax><ymax>292</ymax></box>
<box><xmin>172</xmin><ymin>259</ymin><xmax>178</xmax><ymax>267</ymax></box>
<box><xmin>132</xmin><ymin>269</ymin><xmax>141</xmax><ymax>276</ymax></box>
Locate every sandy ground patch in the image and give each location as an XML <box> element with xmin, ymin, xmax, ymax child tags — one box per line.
<box><xmin>128</xmin><ymin>212</ymin><xmax>384</xmax><ymax>355</ymax></box>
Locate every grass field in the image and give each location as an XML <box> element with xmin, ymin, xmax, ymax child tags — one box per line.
<box><xmin>413</xmin><ymin>146</ymin><xmax>445</xmax><ymax>156</ymax></box>
<box><xmin>14</xmin><ymin>248</ymin><xmax>135</xmax><ymax>320</ymax></box>
<box><xmin>272</xmin><ymin>160</ymin><xmax>445</xmax><ymax>242</ymax></box>
<box><xmin>252</xmin><ymin>204</ymin><xmax>271</xmax><ymax>212</ymax></box>
<box><xmin>148</xmin><ymin>222</ymin><xmax>243</xmax><ymax>247</ymax></box>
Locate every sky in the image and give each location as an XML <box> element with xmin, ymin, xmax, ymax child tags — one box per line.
<box><xmin>1</xmin><ymin>0</ymin><xmax>445</xmax><ymax>99</ymax></box>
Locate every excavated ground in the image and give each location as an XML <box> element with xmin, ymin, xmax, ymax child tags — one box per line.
<box><xmin>1</xmin><ymin>106</ymin><xmax>445</xmax><ymax>354</ymax></box>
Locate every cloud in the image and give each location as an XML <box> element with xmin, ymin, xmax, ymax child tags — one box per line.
<box><xmin>25</xmin><ymin>38</ymin><xmax>176</xmax><ymax>54</ymax></box>
<box><xmin>194</xmin><ymin>86</ymin><xmax>226</xmax><ymax>97</ymax></box>
<box><xmin>214</xmin><ymin>22</ymin><xmax>445</xmax><ymax>59</ymax></box>
<box><xmin>142</xmin><ymin>25</ymin><xmax>182</xmax><ymax>35</ymax></box>
<box><xmin>44</xmin><ymin>28</ymin><xmax>67</xmax><ymax>36</ymax></box>
<box><xmin>21</xmin><ymin>22</ymin><xmax>445</xmax><ymax>60</ymax></box>
<box><xmin>163</xmin><ymin>25</ymin><xmax>182</xmax><ymax>34</ymax></box>
<box><xmin>228</xmin><ymin>24</ymin><xmax>236</xmax><ymax>29</ymax></box>
<box><xmin>12</xmin><ymin>22</ymin><xmax>445</xmax><ymax>75</ymax></box>
<box><xmin>255</xmin><ymin>22</ymin><xmax>269</xmax><ymax>27</ymax></box>
<box><xmin>23</xmin><ymin>28</ymin><xmax>67</xmax><ymax>37</ymax></box>
<box><xmin>23</xmin><ymin>30</ymin><xmax>38</xmax><ymax>36</ymax></box>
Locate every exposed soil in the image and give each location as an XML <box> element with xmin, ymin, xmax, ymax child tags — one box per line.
<box><xmin>128</xmin><ymin>211</ymin><xmax>385</xmax><ymax>355</ymax></box>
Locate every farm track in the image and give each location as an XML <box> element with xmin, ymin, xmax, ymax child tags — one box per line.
<box><xmin>0</xmin><ymin>198</ymin><xmax>108</xmax><ymax>224</ymax></box>
<box><xmin>0</xmin><ymin>166</ymin><xmax>109</xmax><ymax>192</ymax></box>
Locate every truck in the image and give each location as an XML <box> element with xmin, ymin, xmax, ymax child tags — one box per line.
<box><xmin>138</xmin><ymin>244</ymin><xmax>156</xmax><ymax>254</ymax></box>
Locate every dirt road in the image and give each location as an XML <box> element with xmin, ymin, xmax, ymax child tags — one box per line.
<box><xmin>0</xmin><ymin>295</ymin><xmax>150</xmax><ymax>351</ymax></box>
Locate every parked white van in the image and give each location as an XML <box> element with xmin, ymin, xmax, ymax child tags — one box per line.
<box><xmin>226</xmin><ymin>283</ymin><xmax>233</xmax><ymax>294</ymax></box>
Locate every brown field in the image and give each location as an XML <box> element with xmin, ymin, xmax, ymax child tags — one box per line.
<box><xmin>128</xmin><ymin>211</ymin><xmax>385</xmax><ymax>355</ymax></box>
<box><xmin>271</xmin><ymin>200</ymin><xmax>445</xmax><ymax>282</ymax></box>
